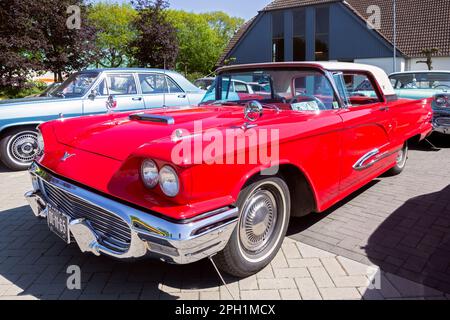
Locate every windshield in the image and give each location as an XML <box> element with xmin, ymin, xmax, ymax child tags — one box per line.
<box><xmin>201</xmin><ymin>68</ymin><xmax>340</xmax><ymax>111</ymax></box>
<box><xmin>390</xmin><ymin>73</ymin><xmax>450</xmax><ymax>90</ymax></box>
<box><xmin>53</xmin><ymin>72</ymin><xmax>100</xmax><ymax>98</ymax></box>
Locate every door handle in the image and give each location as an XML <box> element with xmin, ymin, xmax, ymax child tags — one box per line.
<box><xmin>132</xmin><ymin>97</ymin><xmax>143</xmax><ymax>101</ymax></box>
<box><xmin>178</xmin><ymin>94</ymin><xmax>187</xmax><ymax>98</ymax></box>
<box><xmin>379</xmin><ymin>106</ymin><xmax>389</xmax><ymax>112</ymax></box>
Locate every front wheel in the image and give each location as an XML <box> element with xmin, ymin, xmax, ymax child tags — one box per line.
<box><xmin>0</xmin><ymin>127</ymin><xmax>39</xmax><ymax>171</ymax></box>
<box><xmin>386</xmin><ymin>142</ymin><xmax>408</xmax><ymax>176</ymax></box>
<box><xmin>216</xmin><ymin>176</ymin><xmax>291</xmax><ymax>278</ymax></box>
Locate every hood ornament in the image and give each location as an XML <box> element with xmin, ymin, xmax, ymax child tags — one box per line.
<box><xmin>244</xmin><ymin>101</ymin><xmax>263</xmax><ymax>122</ymax></box>
<box><xmin>61</xmin><ymin>152</ymin><xmax>76</xmax><ymax>162</ymax></box>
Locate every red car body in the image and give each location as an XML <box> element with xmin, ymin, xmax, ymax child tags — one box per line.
<box><xmin>26</xmin><ymin>62</ymin><xmax>433</xmax><ymax>270</ymax></box>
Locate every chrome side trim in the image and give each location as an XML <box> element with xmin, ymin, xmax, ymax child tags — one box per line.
<box><xmin>26</xmin><ymin>162</ymin><xmax>239</xmax><ymax>264</ymax></box>
<box><xmin>353</xmin><ymin>147</ymin><xmax>402</xmax><ymax>171</ymax></box>
<box><xmin>353</xmin><ymin>148</ymin><xmax>380</xmax><ymax>171</ymax></box>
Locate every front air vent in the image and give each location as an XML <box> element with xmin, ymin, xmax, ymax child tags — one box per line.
<box><xmin>129</xmin><ymin>113</ymin><xmax>175</xmax><ymax>125</ymax></box>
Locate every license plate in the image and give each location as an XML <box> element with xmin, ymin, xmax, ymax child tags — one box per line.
<box><xmin>47</xmin><ymin>205</ymin><xmax>70</xmax><ymax>244</ymax></box>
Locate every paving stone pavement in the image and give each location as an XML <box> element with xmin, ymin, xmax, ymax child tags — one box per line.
<box><xmin>0</xmin><ymin>134</ymin><xmax>449</xmax><ymax>300</ymax></box>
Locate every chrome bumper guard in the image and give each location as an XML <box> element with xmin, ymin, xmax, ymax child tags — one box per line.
<box><xmin>25</xmin><ymin>163</ymin><xmax>239</xmax><ymax>264</ymax></box>
<box><xmin>433</xmin><ymin>116</ymin><xmax>450</xmax><ymax>135</ymax></box>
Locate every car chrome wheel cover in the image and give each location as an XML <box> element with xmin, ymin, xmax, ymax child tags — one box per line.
<box><xmin>396</xmin><ymin>145</ymin><xmax>408</xmax><ymax>168</ymax></box>
<box><xmin>7</xmin><ymin>131</ymin><xmax>38</xmax><ymax>165</ymax></box>
<box><xmin>239</xmin><ymin>188</ymin><xmax>279</xmax><ymax>253</ymax></box>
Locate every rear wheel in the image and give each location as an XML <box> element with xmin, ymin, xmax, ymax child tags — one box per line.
<box><xmin>216</xmin><ymin>176</ymin><xmax>291</xmax><ymax>278</ymax></box>
<box><xmin>0</xmin><ymin>127</ymin><xmax>38</xmax><ymax>171</ymax></box>
<box><xmin>386</xmin><ymin>142</ymin><xmax>408</xmax><ymax>176</ymax></box>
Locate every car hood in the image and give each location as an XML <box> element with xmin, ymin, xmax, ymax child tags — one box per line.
<box><xmin>53</xmin><ymin>105</ymin><xmax>284</xmax><ymax>161</ymax></box>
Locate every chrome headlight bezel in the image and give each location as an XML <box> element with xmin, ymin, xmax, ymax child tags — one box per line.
<box><xmin>159</xmin><ymin>165</ymin><xmax>180</xmax><ymax>197</ymax></box>
<box><xmin>433</xmin><ymin>94</ymin><xmax>450</xmax><ymax>109</ymax></box>
<box><xmin>141</xmin><ymin>159</ymin><xmax>159</xmax><ymax>189</ymax></box>
<box><xmin>37</xmin><ymin>130</ymin><xmax>45</xmax><ymax>154</ymax></box>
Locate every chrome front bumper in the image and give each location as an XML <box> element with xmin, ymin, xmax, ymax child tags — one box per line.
<box><xmin>25</xmin><ymin>163</ymin><xmax>239</xmax><ymax>264</ymax></box>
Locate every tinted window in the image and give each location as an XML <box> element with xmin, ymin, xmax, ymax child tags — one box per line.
<box><xmin>139</xmin><ymin>74</ymin><xmax>168</xmax><ymax>94</ymax></box>
<box><xmin>107</xmin><ymin>74</ymin><xmax>137</xmax><ymax>95</ymax></box>
<box><xmin>293</xmin><ymin>9</ymin><xmax>306</xmax><ymax>61</ymax></box>
<box><xmin>54</xmin><ymin>72</ymin><xmax>99</xmax><ymax>98</ymax></box>
<box><xmin>390</xmin><ymin>73</ymin><xmax>450</xmax><ymax>89</ymax></box>
<box><xmin>95</xmin><ymin>79</ymin><xmax>108</xmax><ymax>96</ymax></box>
<box><xmin>167</xmin><ymin>77</ymin><xmax>183</xmax><ymax>93</ymax></box>
<box><xmin>342</xmin><ymin>73</ymin><xmax>381</xmax><ymax>105</ymax></box>
<box><xmin>315</xmin><ymin>7</ymin><xmax>329</xmax><ymax>61</ymax></box>
<box><xmin>272</xmin><ymin>12</ymin><xmax>285</xmax><ymax>62</ymax></box>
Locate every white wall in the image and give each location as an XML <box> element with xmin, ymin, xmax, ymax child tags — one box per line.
<box><xmin>354</xmin><ymin>57</ymin><xmax>406</xmax><ymax>75</ymax></box>
<box><xmin>405</xmin><ymin>57</ymin><xmax>450</xmax><ymax>71</ymax></box>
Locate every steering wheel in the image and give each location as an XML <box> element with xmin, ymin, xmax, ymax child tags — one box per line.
<box><xmin>434</xmin><ymin>84</ymin><xmax>450</xmax><ymax>90</ymax></box>
<box><xmin>289</xmin><ymin>95</ymin><xmax>327</xmax><ymax>110</ymax></box>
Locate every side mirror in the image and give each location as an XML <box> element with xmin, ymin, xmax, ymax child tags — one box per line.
<box><xmin>106</xmin><ymin>94</ymin><xmax>117</xmax><ymax>112</ymax></box>
<box><xmin>88</xmin><ymin>89</ymin><xmax>98</xmax><ymax>100</ymax></box>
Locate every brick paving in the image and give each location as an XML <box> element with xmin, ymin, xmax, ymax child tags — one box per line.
<box><xmin>288</xmin><ymin>134</ymin><xmax>450</xmax><ymax>293</ymax></box>
<box><xmin>0</xmin><ymin>134</ymin><xmax>449</xmax><ymax>300</ymax></box>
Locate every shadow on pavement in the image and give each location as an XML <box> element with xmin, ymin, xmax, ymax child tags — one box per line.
<box><xmin>0</xmin><ymin>205</ymin><xmax>229</xmax><ymax>300</ymax></box>
<box><xmin>365</xmin><ymin>185</ymin><xmax>450</xmax><ymax>294</ymax></box>
<box><xmin>287</xmin><ymin>180</ymin><xmax>380</xmax><ymax>236</ymax></box>
<box><xmin>410</xmin><ymin>132</ymin><xmax>450</xmax><ymax>151</ymax></box>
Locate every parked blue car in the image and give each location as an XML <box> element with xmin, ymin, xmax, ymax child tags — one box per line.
<box><xmin>0</xmin><ymin>68</ymin><xmax>205</xmax><ymax>170</ymax></box>
<box><xmin>389</xmin><ymin>71</ymin><xmax>450</xmax><ymax>135</ymax></box>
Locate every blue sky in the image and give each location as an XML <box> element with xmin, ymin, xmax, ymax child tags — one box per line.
<box><xmin>93</xmin><ymin>0</ymin><xmax>272</xmax><ymax>20</ymax></box>
<box><xmin>168</xmin><ymin>0</ymin><xmax>271</xmax><ymax>19</ymax></box>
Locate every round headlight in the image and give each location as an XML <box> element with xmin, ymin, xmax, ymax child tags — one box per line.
<box><xmin>37</xmin><ymin>130</ymin><xmax>45</xmax><ymax>154</ymax></box>
<box><xmin>159</xmin><ymin>166</ymin><xmax>179</xmax><ymax>197</ymax></box>
<box><xmin>435</xmin><ymin>96</ymin><xmax>447</xmax><ymax>107</ymax></box>
<box><xmin>141</xmin><ymin>159</ymin><xmax>159</xmax><ymax>188</ymax></box>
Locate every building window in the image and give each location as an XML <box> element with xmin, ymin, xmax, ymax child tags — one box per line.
<box><xmin>293</xmin><ymin>9</ymin><xmax>306</xmax><ymax>61</ymax></box>
<box><xmin>315</xmin><ymin>7</ymin><xmax>329</xmax><ymax>61</ymax></box>
<box><xmin>272</xmin><ymin>12</ymin><xmax>284</xmax><ymax>62</ymax></box>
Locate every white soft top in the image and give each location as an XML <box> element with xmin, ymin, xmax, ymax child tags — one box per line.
<box><xmin>312</xmin><ymin>62</ymin><xmax>396</xmax><ymax>96</ymax></box>
<box><xmin>220</xmin><ymin>62</ymin><xmax>397</xmax><ymax>97</ymax></box>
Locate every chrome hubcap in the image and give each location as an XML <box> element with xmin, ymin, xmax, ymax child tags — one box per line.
<box><xmin>396</xmin><ymin>149</ymin><xmax>404</xmax><ymax>163</ymax></box>
<box><xmin>239</xmin><ymin>189</ymin><xmax>278</xmax><ymax>253</ymax></box>
<box><xmin>9</xmin><ymin>132</ymin><xmax>38</xmax><ymax>164</ymax></box>
<box><xmin>396</xmin><ymin>145</ymin><xmax>407</xmax><ymax>167</ymax></box>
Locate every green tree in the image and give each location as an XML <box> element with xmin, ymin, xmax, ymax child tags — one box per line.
<box><xmin>167</xmin><ymin>10</ymin><xmax>244</xmax><ymax>76</ymax></box>
<box><xmin>88</xmin><ymin>2</ymin><xmax>138</xmax><ymax>68</ymax></box>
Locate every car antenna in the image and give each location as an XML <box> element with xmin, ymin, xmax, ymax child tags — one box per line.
<box><xmin>163</xmin><ymin>57</ymin><xmax>167</xmax><ymax>109</ymax></box>
<box><xmin>208</xmin><ymin>255</ymin><xmax>235</xmax><ymax>300</ymax></box>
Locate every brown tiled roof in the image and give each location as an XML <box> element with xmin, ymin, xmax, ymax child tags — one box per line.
<box><xmin>218</xmin><ymin>0</ymin><xmax>450</xmax><ymax>65</ymax></box>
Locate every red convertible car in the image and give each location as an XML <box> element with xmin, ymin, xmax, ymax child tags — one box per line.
<box><xmin>25</xmin><ymin>62</ymin><xmax>433</xmax><ymax>277</ymax></box>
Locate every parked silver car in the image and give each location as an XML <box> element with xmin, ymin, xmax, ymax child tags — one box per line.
<box><xmin>0</xmin><ymin>68</ymin><xmax>205</xmax><ymax>170</ymax></box>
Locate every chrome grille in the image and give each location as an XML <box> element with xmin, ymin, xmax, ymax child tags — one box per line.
<box><xmin>41</xmin><ymin>180</ymin><xmax>131</xmax><ymax>251</ymax></box>
<box><xmin>435</xmin><ymin>117</ymin><xmax>450</xmax><ymax>126</ymax></box>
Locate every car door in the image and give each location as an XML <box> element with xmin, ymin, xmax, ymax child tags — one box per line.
<box><xmin>164</xmin><ymin>75</ymin><xmax>190</xmax><ymax>107</ymax></box>
<box><xmin>138</xmin><ymin>73</ymin><xmax>165</xmax><ymax>109</ymax></box>
<box><xmin>337</xmin><ymin>72</ymin><xmax>395</xmax><ymax>192</ymax></box>
<box><xmin>105</xmin><ymin>73</ymin><xmax>145</xmax><ymax>112</ymax></box>
<box><xmin>83</xmin><ymin>76</ymin><xmax>111</xmax><ymax>115</ymax></box>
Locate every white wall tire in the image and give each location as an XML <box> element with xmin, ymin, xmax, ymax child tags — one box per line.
<box><xmin>0</xmin><ymin>127</ymin><xmax>38</xmax><ymax>171</ymax></box>
<box><xmin>386</xmin><ymin>142</ymin><xmax>408</xmax><ymax>176</ymax></box>
<box><xmin>216</xmin><ymin>176</ymin><xmax>291</xmax><ymax>278</ymax></box>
